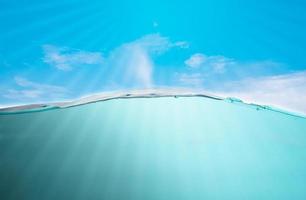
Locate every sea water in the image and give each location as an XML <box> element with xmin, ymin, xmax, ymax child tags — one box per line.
<box><xmin>0</xmin><ymin>96</ymin><xmax>306</xmax><ymax>199</ymax></box>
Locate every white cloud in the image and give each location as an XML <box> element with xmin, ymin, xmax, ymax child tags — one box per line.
<box><xmin>185</xmin><ymin>53</ymin><xmax>235</xmax><ymax>73</ymax></box>
<box><xmin>43</xmin><ymin>45</ymin><xmax>103</xmax><ymax>71</ymax></box>
<box><xmin>106</xmin><ymin>33</ymin><xmax>188</xmax><ymax>88</ymax></box>
<box><xmin>184</xmin><ymin>53</ymin><xmax>206</xmax><ymax>68</ymax></box>
<box><xmin>214</xmin><ymin>71</ymin><xmax>306</xmax><ymax>114</ymax></box>
<box><xmin>3</xmin><ymin>77</ymin><xmax>67</xmax><ymax>101</ymax></box>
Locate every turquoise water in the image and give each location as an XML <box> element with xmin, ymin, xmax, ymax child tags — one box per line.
<box><xmin>0</xmin><ymin>96</ymin><xmax>306</xmax><ymax>199</ymax></box>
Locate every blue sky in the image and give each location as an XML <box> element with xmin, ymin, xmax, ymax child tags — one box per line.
<box><xmin>1</xmin><ymin>0</ymin><xmax>306</xmax><ymax>113</ymax></box>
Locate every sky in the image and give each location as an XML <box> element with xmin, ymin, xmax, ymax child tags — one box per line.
<box><xmin>0</xmin><ymin>0</ymin><xmax>306</xmax><ymax>113</ymax></box>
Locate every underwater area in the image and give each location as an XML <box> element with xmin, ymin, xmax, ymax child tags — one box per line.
<box><xmin>1</xmin><ymin>95</ymin><xmax>306</xmax><ymax>200</ymax></box>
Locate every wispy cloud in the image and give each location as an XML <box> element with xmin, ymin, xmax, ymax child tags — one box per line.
<box><xmin>43</xmin><ymin>45</ymin><xmax>103</xmax><ymax>71</ymax></box>
<box><xmin>3</xmin><ymin>77</ymin><xmax>67</xmax><ymax>101</ymax></box>
<box><xmin>106</xmin><ymin>33</ymin><xmax>188</xmax><ymax>88</ymax></box>
<box><xmin>214</xmin><ymin>71</ymin><xmax>306</xmax><ymax>114</ymax></box>
<box><xmin>125</xmin><ymin>34</ymin><xmax>188</xmax><ymax>53</ymax></box>
<box><xmin>184</xmin><ymin>53</ymin><xmax>206</xmax><ymax>68</ymax></box>
<box><xmin>173</xmin><ymin>41</ymin><xmax>189</xmax><ymax>49</ymax></box>
<box><xmin>185</xmin><ymin>53</ymin><xmax>235</xmax><ymax>73</ymax></box>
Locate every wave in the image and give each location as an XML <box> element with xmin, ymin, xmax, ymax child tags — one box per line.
<box><xmin>0</xmin><ymin>88</ymin><xmax>305</xmax><ymax>118</ymax></box>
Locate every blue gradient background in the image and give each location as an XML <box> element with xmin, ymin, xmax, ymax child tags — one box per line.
<box><xmin>1</xmin><ymin>1</ymin><xmax>306</xmax><ymax>199</ymax></box>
